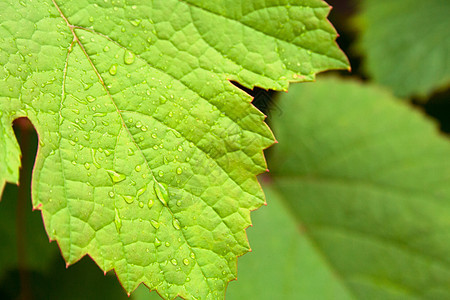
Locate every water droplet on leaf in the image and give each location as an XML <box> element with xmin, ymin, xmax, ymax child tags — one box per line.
<box><xmin>109</xmin><ymin>64</ymin><xmax>118</xmax><ymax>75</ymax></box>
<box><xmin>151</xmin><ymin>219</ymin><xmax>160</xmax><ymax>229</ymax></box>
<box><xmin>137</xmin><ymin>186</ymin><xmax>146</xmax><ymax>197</ymax></box>
<box><xmin>107</xmin><ymin>170</ymin><xmax>126</xmax><ymax>183</ymax></box>
<box><xmin>114</xmin><ymin>208</ymin><xmax>122</xmax><ymax>233</ymax></box>
<box><xmin>154</xmin><ymin>181</ymin><xmax>169</xmax><ymax>206</ymax></box>
<box><xmin>172</xmin><ymin>219</ymin><xmax>181</xmax><ymax>230</ymax></box>
<box><xmin>147</xmin><ymin>199</ymin><xmax>154</xmax><ymax>208</ymax></box>
<box><xmin>130</xmin><ymin>19</ymin><xmax>141</xmax><ymax>27</ymax></box>
<box><xmin>122</xmin><ymin>195</ymin><xmax>134</xmax><ymax>204</ymax></box>
<box><xmin>123</xmin><ymin>50</ymin><xmax>135</xmax><ymax>65</ymax></box>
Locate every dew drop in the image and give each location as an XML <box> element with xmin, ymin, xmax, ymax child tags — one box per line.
<box><xmin>130</xmin><ymin>19</ymin><xmax>141</xmax><ymax>27</ymax></box>
<box><xmin>158</xmin><ymin>170</ymin><xmax>164</xmax><ymax>177</ymax></box>
<box><xmin>122</xmin><ymin>195</ymin><xmax>134</xmax><ymax>204</ymax></box>
<box><xmin>139</xmin><ymin>201</ymin><xmax>144</xmax><ymax>208</ymax></box>
<box><xmin>159</xmin><ymin>96</ymin><xmax>167</xmax><ymax>104</ymax></box>
<box><xmin>176</xmin><ymin>167</ymin><xmax>182</xmax><ymax>175</ymax></box>
<box><xmin>123</xmin><ymin>50</ymin><xmax>135</xmax><ymax>65</ymax></box>
<box><xmin>151</xmin><ymin>219</ymin><xmax>160</xmax><ymax>229</ymax></box>
<box><xmin>137</xmin><ymin>186</ymin><xmax>146</xmax><ymax>197</ymax></box>
<box><xmin>91</xmin><ymin>150</ymin><xmax>101</xmax><ymax>168</ymax></box>
<box><xmin>190</xmin><ymin>252</ymin><xmax>195</xmax><ymax>259</ymax></box>
<box><xmin>155</xmin><ymin>237</ymin><xmax>161</xmax><ymax>247</ymax></box>
<box><xmin>165</xmin><ymin>242</ymin><xmax>170</xmax><ymax>247</ymax></box>
<box><xmin>135</xmin><ymin>165</ymin><xmax>141</xmax><ymax>172</ymax></box>
<box><xmin>154</xmin><ymin>181</ymin><xmax>169</xmax><ymax>206</ymax></box>
<box><xmin>147</xmin><ymin>199</ymin><xmax>154</xmax><ymax>208</ymax></box>
<box><xmin>109</xmin><ymin>64</ymin><xmax>118</xmax><ymax>75</ymax></box>
<box><xmin>107</xmin><ymin>170</ymin><xmax>126</xmax><ymax>183</ymax></box>
<box><xmin>103</xmin><ymin>45</ymin><xmax>110</xmax><ymax>52</ymax></box>
<box><xmin>176</xmin><ymin>200</ymin><xmax>182</xmax><ymax>207</ymax></box>
<box><xmin>183</xmin><ymin>259</ymin><xmax>189</xmax><ymax>266</ymax></box>
<box><xmin>109</xmin><ymin>191</ymin><xmax>115</xmax><ymax>198</ymax></box>
<box><xmin>114</xmin><ymin>208</ymin><xmax>122</xmax><ymax>233</ymax></box>
<box><xmin>84</xmin><ymin>162</ymin><xmax>91</xmax><ymax>170</ymax></box>
<box><xmin>172</xmin><ymin>219</ymin><xmax>181</xmax><ymax>230</ymax></box>
<box><xmin>171</xmin><ymin>259</ymin><xmax>178</xmax><ymax>266</ymax></box>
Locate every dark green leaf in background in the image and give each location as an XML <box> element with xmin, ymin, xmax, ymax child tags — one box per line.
<box><xmin>268</xmin><ymin>77</ymin><xmax>450</xmax><ymax>299</ymax></box>
<box><xmin>355</xmin><ymin>0</ymin><xmax>450</xmax><ymax>98</ymax></box>
<box><xmin>226</xmin><ymin>185</ymin><xmax>353</xmax><ymax>300</ymax></box>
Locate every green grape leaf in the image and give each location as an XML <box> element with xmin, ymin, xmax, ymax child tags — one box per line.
<box><xmin>355</xmin><ymin>0</ymin><xmax>450</xmax><ymax>98</ymax></box>
<box><xmin>0</xmin><ymin>0</ymin><xmax>347</xmax><ymax>299</ymax></box>
<box><xmin>268</xmin><ymin>77</ymin><xmax>450</xmax><ymax>299</ymax></box>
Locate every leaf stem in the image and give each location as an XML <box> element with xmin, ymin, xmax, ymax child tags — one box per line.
<box><xmin>14</xmin><ymin>118</ymin><xmax>33</xmax><ymax>300</ymax></box>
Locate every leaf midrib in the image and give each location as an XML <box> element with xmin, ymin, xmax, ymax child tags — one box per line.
<box><xmin>51</xmin><ymin>0</ymin><xmax>218</xmax><ymax>295</ymax></box>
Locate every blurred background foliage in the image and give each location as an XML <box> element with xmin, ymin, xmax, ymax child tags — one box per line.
<box><xmin>1</xmin><ymin>0</ymin><xmax>449</xmax><ymax>299</ymax></box>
